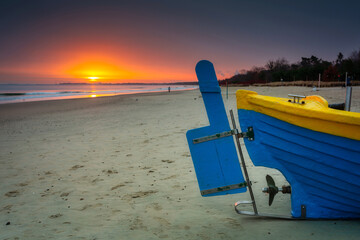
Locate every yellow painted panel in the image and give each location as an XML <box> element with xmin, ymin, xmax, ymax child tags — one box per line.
<box><xmin>236</xmin><ymin>90</ymin><xmax>360</xmax><ymax>141</ymax></box>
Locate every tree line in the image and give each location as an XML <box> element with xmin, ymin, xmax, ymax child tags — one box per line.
<box><xmin>220</xmin><ymin>48</ymin><xmax>360</xmax><ymax>85</ymax></box>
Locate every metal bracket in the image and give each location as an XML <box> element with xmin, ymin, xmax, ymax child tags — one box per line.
<box><xmin>239</xmin><ymin>127</ymin><xmax>254</xmax><ymax>141</ymax></box>
<box><xmin>301</xmin><ymin>205</ymin><xmax>306</xmax><ymax>218</ymax></box>
<box><xmin>201</xmin><ymin>182</ymin><xmax>247</xmax><ymax>196</ymax></box>
<box><xmin>288</xmin><ymin>94</ymin><xmax>306</xmax><ymax>104</ymax></box>
<box><xmin>193</xmin><ymin>127</ymin><xmax>254</xmax><ymax>144</ymax></box>
<box><xmin>230</xmin><ymin>108</ymin><xmax>307</xmax><ymax>220</ymax></box>
<box><xmin>193</xmin><ymin>129</ymin><xmax>238</xmax><ymax>144</ymax></box>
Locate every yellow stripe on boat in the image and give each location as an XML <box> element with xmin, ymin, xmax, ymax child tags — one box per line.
<box><xmin>236</xmin><ymin>90</ymin><xmax>360</xmax><ymax>141</ymax></box>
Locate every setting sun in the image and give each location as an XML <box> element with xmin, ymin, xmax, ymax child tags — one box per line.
<box><xmin>65</xmin><ymin>60</ymin><xmax>139</xmax><ymax>82</ymax></box>
<box><xmin>88</xmin><ymin>77</ymin><xmax>99</xmax><ymax>81</ymax></box>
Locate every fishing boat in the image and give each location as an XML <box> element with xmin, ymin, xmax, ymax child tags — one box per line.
<box><xmin>186</xmin><ymin>60</ymin><xmax>360</xmax><ymax>219</ymax></box>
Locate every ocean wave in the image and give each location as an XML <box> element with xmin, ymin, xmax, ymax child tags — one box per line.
<box><xmin>0</xmin><ymin>85</ymin><xmax>198</xmax><ymax>104</ymax></box>
<box><xmin>0</xmin><ymin>91</ymin><xmax>87</xmax><ymax>96</ymax></box>
<box><xmin>0</xmin><ymin>93</ymin><xmax>27</xmax><ymax>96</ymax></box>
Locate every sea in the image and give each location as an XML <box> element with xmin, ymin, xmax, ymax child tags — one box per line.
<box><xmin>0</xmin><ymin>84</ymin><xmax>198</xmax><ymax>104</ymax></box>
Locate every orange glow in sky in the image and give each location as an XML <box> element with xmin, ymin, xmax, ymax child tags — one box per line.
<box><xmin>1</xmin><ymin>1</ymin><xmax>359</xmax><ymax>84</ymax></box>
<box><xmin>66</xmin><ymin>60</ymin><xmax>136</xmax><ymax>81</ymax></box>
<box><xmin>57</xmin><ymin>54</ymin><xmax>196</xmax><ymax>83</ymax></box>
<box><xmin>0</xmin><ymin>53</ymin><xmax>196</xmax><ymax>84</ymax></box>
<box><xmin>0</xmin><ymin>43</ymin><xmax>197</xmax><ymax>84</ymax></box>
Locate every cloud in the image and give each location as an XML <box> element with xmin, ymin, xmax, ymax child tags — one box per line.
<box><xmin>216</xmin><ymin>70</ymin><xmax>225</xmax><ymax>77</ymax></box>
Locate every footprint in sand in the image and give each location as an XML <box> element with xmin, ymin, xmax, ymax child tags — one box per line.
<box><xmin>153</xmin><ymin>216</ymin><xmax>171</xmax><ymax>227</ymax></box>
<box><xmin>102</xmin><ymin>169</ymin><xmax>118</xmax><ymax>175</ymax></box>
<box><xmin>91</xmin><ymin>178</ymin><xmax>104</xmax><ymax>184</ymax></box>
<box><xmin>111</xmin><ymin>184</ymin><xmax>125</xmax><ymax>190</ymax></box>
<box><xmin>80</xmin><ymin>203</ymin><xmax>103</xmax><ymax>211</ymax></box>
<box><xmin>123</xmin><ymin>190</ymin><xmax>158</xmax><ymax>200</ymax></box>
<box><xmin>129</xmin><ymin>216</ymin><xmax>147</xmax><ymax>231</ymax></box>
<box><xmin>159</xmin><ymin>134</ymin><xmax>170</xmax><ymax>138</ymax></box>
<box><xmin>1</xmin><ymin>205</ymin><xmax>13</xmax><ymax>213</ymax></box>
<box><xmin>17</xmin><ymin>182</ymin><xmax>29</xmax><ymax>187</ymax></box>
<box><xmin>70</xmin><ymin>165</ymin><xmax>84</xmax><ymax>170</ymax></box>
<box><xmin>172</xmin><ymin>184</ymin><xmax>182</xmax><ymax>190</ymax></box>
<box><xmin>160</xmin><ymin>175</ymin><xmax>178</xmax><ymax>180</ymax></box>
<box><xmin>5</xmin><ymin>190</ymin><xmax>20</xmax><ymax>197</ymax></box>
<box><xmin>161</xmin><ymin>160</ymin><xmax>174</xmax><ymax>164</ymax></box>
<box><xmin>224</xmin><ymin>218</ymin><xmax>244</xmax><ymax>229</ymax></box>
<box><xmin>49</xmin><ymin>213</ymin><xmax>63</xmax><ymax>219</ymax></box>
<box><xmin>60</xmin><ymin>192</ymin><xmax>70</xmax><ymax>197</ymax></box>
<box><xmin>146</xmin><ymin>203</ymin><xmax>162</xmax><ymax>211</ymax></box>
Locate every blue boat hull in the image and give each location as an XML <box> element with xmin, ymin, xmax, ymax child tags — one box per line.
<box><xmin>238</xmin><ymin>109</ymin><xmax>360</xmax><ymax>218</ymax></box>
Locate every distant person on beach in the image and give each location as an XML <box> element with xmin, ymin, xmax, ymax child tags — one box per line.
<box><xmin>168</xmin><ymin>87</ymin><xmax>171</xmax><ymax>92</ymax></box>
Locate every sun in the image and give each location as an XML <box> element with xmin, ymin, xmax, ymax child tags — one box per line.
<box><xmin>88</xmin><ymin>76</ymin><xmax>99</xmax><ymax>82</ymax></box>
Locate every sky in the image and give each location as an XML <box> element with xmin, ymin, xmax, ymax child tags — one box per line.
<box><xmin>0</xmin><ymin>0</ymin><xmax>359</xmax><ymax>84</ymax></box>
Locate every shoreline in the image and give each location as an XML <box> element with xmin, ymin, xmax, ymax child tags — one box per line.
<box><xmin>0</xmin><ymin>85</ymin><xmax>198</xmax><ymax>105</ymax></box>
<box><xmin>1</xmin><ymin>85</ymin><xmax>359</xmax><ymax>123</ymax></box>
<box><xmin>0</xmin><ymin>90</ymin><xmax>194</xmax><ymax>121</ymax></box>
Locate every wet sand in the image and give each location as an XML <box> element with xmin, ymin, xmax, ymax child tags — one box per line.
<box><xmin>1</xmin><ymin>86</ymin><xmax>359</xmax><ymax>239</ymax></box>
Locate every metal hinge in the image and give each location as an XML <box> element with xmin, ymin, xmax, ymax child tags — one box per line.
<box><xmin>193</xmin><ymin>126</ymin><xmax>254</xmax><ymax>144</ymax></box>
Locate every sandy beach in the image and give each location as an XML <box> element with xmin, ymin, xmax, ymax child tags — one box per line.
<box><xmin>1</xmin><ymin>86</ymin><xmax>360</xmax><ymax>239</ymax></box>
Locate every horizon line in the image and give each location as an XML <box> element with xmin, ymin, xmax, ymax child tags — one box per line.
<box><xmin>0</xmin><ymin>81</ymin><xmax>199</xmax><ymax>85</ymax></box>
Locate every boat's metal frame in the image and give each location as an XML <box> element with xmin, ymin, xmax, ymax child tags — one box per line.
<box><xmin>229</xmin><ymin>110</ymin><xmax>304</xmax><ymax>220</ymax></box>
<box><xmin>193</xmin><ymin>108</ymin><xmax>303</xmax><ymax>219</ymax></box>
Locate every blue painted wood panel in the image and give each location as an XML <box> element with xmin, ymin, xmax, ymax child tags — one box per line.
<box><xmin>186</xmin><ymin>60</ymin><xmax>246</xmax><ymax>196</ymax></box>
